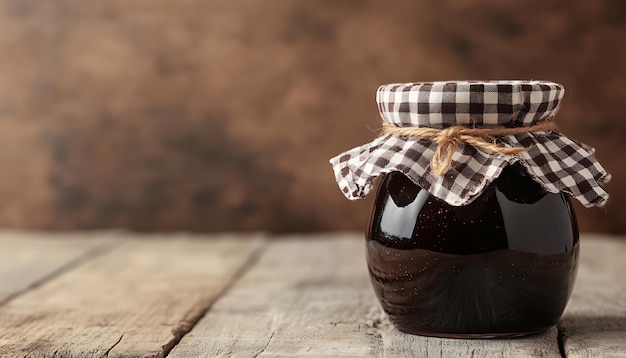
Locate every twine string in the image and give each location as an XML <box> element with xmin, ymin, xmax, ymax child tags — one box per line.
<box><xmin>381</xmin><ymin>121</ymin><xmax>558</xmax><ymax>176</ymax></box>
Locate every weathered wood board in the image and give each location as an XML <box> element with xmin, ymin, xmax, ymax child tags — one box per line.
<box><xmin>560</xmin><ymin>234</ymin><xmax>626</xmax><ymax>358</ymax></box>
<box><xmin>0</xmin><ymin>231</ymin><xmax>118</xmax><ymax>305</ymax></box>
<box><xmin>170</xmin><ymin>235</ymin><xmax>562</xmax><ymax>358</ymax></box>
<box><xmin>0</xmin><ymin>234</ymin><xmax>264</xmax><ymax>357</ymax></box>
<box><xmin>0</xmin><ymin>232</ymin><xmax>623</xmax><ymax>357</ymax></box>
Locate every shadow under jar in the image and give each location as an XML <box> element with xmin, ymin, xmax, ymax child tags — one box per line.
<box><xmin>366</xmin><ymin>164</ymin><xmax>579</xmax><ymax>338</ymax></box>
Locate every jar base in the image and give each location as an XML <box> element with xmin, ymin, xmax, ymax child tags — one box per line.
<box><xmin>393</xmin><ymin>327</ymin><xmax>548</xmax><ymax>339</ymax></box>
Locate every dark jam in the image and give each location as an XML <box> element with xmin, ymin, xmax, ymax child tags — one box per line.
<box><xmin>366</xmin><ymin>164</ymin><xmax>579</xmax><ymax>338</ymax></box>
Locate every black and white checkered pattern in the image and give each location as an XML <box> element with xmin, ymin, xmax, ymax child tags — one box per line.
<box><xmin>376</xmin><ymin>80</ymin><xmax>564</xmax><ymax>128</ymax></box>
<box><xmin>330</xmin><ymin>80</ymin><xmax>610</xmax><ymax>207</ymax></box>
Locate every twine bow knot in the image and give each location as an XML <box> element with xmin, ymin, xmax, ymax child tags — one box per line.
<box><xmin>381</xmin><ymin>121</ymin><xmax>558</xmax><ymax>176</ymax></box>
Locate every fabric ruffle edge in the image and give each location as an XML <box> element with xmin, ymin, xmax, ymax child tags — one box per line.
<box><xmin>329</xmin><ymin>132</ymin><xmax>610</xmax><ymax>208</ymax></box>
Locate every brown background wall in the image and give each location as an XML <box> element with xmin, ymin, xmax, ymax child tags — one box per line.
<box><xmin>0</xmin><ymin>0</ymin><xmax>623</xmax><ymax>233</ymax></box>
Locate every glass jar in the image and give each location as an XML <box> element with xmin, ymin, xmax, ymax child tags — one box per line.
<box><xmin>366</xmin><ymin>163</ymin><xmax>579</xmax><ymax>338</ymax></box>
<box><xmin>330</xmin><ymin>80</ymin><xmax>610</xmax><ymax>339</ymax></box>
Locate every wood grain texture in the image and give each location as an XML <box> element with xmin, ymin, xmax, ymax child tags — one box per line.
<box><xmin>0</xmin><ymin>232</ymin><xmax>622</xmax><ymax>357</ymax></box>
<box><xmin>169</xmin><ymin>234</ymin><xmax>561</xmax><ymax>358</ymax></box>
<box><xmin>0</xmin><ymin>231</ymin><xmax>117</xmax><ymax>304</ymax></box>
<box><xmin>560</xmin><ymin>235</ymin><xmax>626</xmax><ymax>358</ymax></box>
<box><xmin>0</xmin><ymin>233</ymin><xmax>264</xmax><ymax>358</ymax></box>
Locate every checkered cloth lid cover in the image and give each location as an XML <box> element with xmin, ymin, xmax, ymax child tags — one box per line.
<box><xmin>330</xmin><ymin>80</ymin><xmax>610</xmax><ymax>207</ymax></box>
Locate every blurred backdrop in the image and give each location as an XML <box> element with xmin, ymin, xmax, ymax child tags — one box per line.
<box><xmin>0</xmin><ymin>0</ymin><xmax>623</xmax><ymax>233</ymax></box>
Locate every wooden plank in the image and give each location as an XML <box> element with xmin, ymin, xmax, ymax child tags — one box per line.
<box><xmin>0</xmin><ymin>231</ymin><xmax>118</xmax><ymax>305</ymax></box>
<box><xmin>170</xmin><ymin>234</ymin><xmax>561</xmax><ymax>358</ymax></box>
<box><xmin>560</xmin><ymin>234</ymin><xmax>626</xmax><ymax>358</ymax></box>
<box><xmin>0</xmin><ymin>233</ymin><xmax>264</xmax><ymax>358</ymax></box>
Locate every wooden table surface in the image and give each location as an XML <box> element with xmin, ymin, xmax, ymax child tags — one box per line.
<box><xmin>0</xmin><ymin>232</ymin><xmax>623</xmax><ymax>357</ymax></box>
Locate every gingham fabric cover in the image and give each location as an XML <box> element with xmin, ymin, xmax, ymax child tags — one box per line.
<box><xmin>330</xmin><ymin>80</ymin><xmax>610</xmax><ymax>207</ymax></box>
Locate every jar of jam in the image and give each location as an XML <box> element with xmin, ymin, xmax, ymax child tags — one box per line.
<box><xmin>330</xmin><ymin>81</ymin><xmax>610</xmax><ymax>338</ymax></box>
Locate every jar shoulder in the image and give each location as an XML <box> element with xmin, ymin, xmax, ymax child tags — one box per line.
<box><xmin>367</xmin><ymin>165</ymin><xmax>579</xmax><ymax>255</ymax></box>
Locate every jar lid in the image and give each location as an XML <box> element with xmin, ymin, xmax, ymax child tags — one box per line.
<box><xmin>330</xmin><ymin>80</ymin><xmax>610</xmax><ymax>208</ymax></box>
<box><xmin>377</xmin><ymin>80</ymin><xmax>563</xmax><ymax>129</ymax></box>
